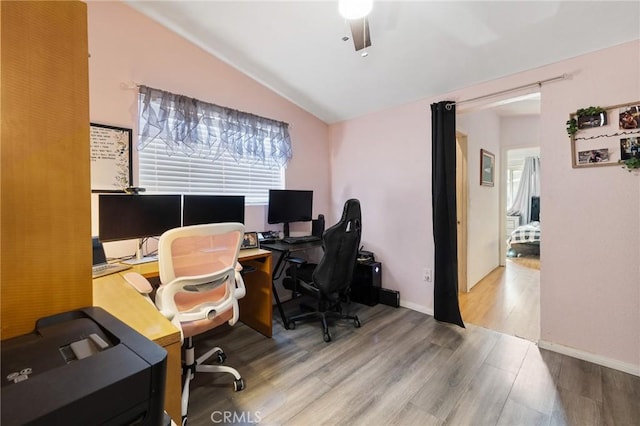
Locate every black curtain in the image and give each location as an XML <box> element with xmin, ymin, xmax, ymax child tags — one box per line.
<box><xmin>431</xmin><ymin>101</ymin><xmax>465</xmax><ymax>328</ymax></box>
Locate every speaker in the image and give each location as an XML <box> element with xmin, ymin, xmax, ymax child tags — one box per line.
<box><xmin>312</xmin><ymin>214</ymin><xmax>325</xmax><ymax>237</ymax></box>
<box><xmin>351</xmin><ymin>261</ymin><xmax>381</xmax><ymax>306</ymax></box>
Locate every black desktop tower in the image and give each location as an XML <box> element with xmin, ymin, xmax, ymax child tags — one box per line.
<box><xmin>350</xmin><ymin>260</ymin><xmax>382</xmax><ymax>306</ymax></box>
<box><xmin>311</xmin><ymin>214</ymin><xmax>325</xmax><ymax>237</ymax></box>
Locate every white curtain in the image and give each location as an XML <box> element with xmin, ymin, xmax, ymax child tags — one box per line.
<box><xmin>506</xmin><ymin>156</ymin><xmax>540</xmax><ymax>224</ymax></box>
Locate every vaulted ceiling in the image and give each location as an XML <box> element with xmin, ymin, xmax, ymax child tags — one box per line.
<box><xmin>126</xmin><ymin>1</ymin><xmax>640</xmax><ymax>123</ymax></box>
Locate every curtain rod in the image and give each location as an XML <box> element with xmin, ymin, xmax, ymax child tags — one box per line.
<box><xmin>120</xmin><ymin>81</ymin><xmax>292</xmax><ymax>128</ymax></box>
<box><xmin>445</xmin><ymin>73</ymin><xmax>569</xmax><ymax>110</ymax></box>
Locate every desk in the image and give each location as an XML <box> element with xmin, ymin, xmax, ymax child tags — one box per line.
<box><xmin>260</xmin><ymin>240</ymin><xmax>323</xmax><ymax>327</ymax></box>
<box><xmin>93</xmin><ymin>248</ymin><xmax>272</xmax><ymax>422</ymax></box>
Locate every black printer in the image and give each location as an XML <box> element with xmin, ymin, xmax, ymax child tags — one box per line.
<box><xmin>1</xmin><ymin>307</ymin><xmax>167</xmax><ymax>426</ymax></box>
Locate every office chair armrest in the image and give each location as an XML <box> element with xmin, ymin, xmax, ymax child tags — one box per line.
<box><xmin>234</xmin><ymin>269</ymin><xmax>246</xmax><ymax>299</ymax></box>
<box><xmin>123</xmin><ymin>272</ymin><xmax>158</xmax><ymax>310</ymax></box>
<box><xmin>124</xmin><ymin>272</ymin><xmax>153</xmax><ymax>294</ymax></box>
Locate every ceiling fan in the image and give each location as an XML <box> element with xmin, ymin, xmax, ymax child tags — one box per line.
<box><xmin>339</xmin><ymin>0</ymin><xmax>373</xmax><ymax>54</ymax></box>
<box><xmin>347</xmin><ymin>17</ymin><xmax>371</xmax><ymax>53</ymax></box>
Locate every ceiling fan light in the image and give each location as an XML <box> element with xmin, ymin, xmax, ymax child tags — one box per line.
<box><xmin>338</xmin><ymin>0</ymin><xmax>373</xmax><ymax>20</ymax></box>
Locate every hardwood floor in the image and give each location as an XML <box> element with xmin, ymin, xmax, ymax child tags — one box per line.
<box><xmin>183</xmin><ymin>300</ymin><xmax>639</xmax><ymax>425</ymax></box>
<box><xmin>459</xmin><ymin>257</ymin><xmax>541</xmax><ymax>341</ymax></box>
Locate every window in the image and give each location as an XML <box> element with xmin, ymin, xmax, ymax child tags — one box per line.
<box><xmin>136</xmin><ymin>86</ymin><xmax>291</xmax><ymax>205</ymax></box>
<box><xmin>138</xmin><ymin>137</ymin><xmax>284</xmax><ymax>205</ymax></box>
<box><xmin>506</xmin><ymin>168</ymin><xmax>522</xmax><ymax>209</ymax></box>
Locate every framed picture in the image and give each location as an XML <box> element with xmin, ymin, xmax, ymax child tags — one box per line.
<box><xmin>90</xmin><ymin>123</ymin><xmax>133</xmax><ymax>192</ymax></box>
<box><xmin>619</xmin><ymin>105</ymin><xmax>640</xmax><ymax>130</ymax></box>
<box><xmin>570</xmin><ymin>101</ymin><xmax>640</xmax><ymax>168</ymax></box>
<box><xmin>577</xmin><ymin>111</ymin><xmax>607</xmax><ymax>129</ymax></box>
<box><xmin>480</xmin><ymin>149</ymin><xmax>495</xmax><ymax>187</ymax></box>
<box><xmin>578</xmin><ymin>148</ymin><xmax>610</xmax><ymax>165</ymax></box>
<box><xmin>241</xmin><ymin>232</ymin><xmax>259</xmax><ymax>250</ymax></box>
<box><xmin>620</xmin><ymin>137</ymin><xmax>640</xmax><ymax>160</ymax></box>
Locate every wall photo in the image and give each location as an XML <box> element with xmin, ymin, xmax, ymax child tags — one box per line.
<box><xmin>578</xmin><ymin>148</ymin><xmax>610</xmax><ymax>164</ymax></box>
<box><xmin>480</xmin><ymin>149</ymin><xmax>495</xmax><ymax>187</ymax></box>
<box><xmin>620</xmin><ymin>137</ymin><xmax>640</xmax><ymax>160</ymax></box>
<box><xmin>619</xmin><ymin>106</ymin><xmax>640</xmax><ymax>130</ymax></box>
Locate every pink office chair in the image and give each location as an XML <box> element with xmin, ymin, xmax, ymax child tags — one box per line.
<box><xmin>124</xmin><ymin>223</ymin><xmax>246</xmax><ymax>426</ymax></box>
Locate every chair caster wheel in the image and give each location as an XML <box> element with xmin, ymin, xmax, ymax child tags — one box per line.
<box><xmin>181</xmin><ymin>416</ymin><xmax>188</xmax><ymax>426</ymax></box>
<box><xmin>323</xmin><ymin>332</ymin><xmax>332</xmax><ymax>342</ymax></box>
<box><xmin>354</xmin><ymin>317</ymin><xmax>361</xmax><ymax>328</ymax></box>
<box><xmin>233</xmin><ymin>377</ymin><xmax>245</xmax><ymax>392</ymax></box>
<box><xmin>216</xmin><ymin>351</ymin><xmax>227</xmax><ymax>363</ymax></box>
<box><xmin>287</xmin><ymin>320</ymin><xmax>296</xmax><ymax>330</ymax></box>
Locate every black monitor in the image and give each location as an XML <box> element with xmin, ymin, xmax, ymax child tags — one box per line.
<box><xmin>267</xmin><ymin>189</ymin><xmax>313</xmax><ymax>237</ymax></box>
<box><xmin>182</xmin><ymin>195</ymin><xmax>245</xmax><ymax>226</ymax></box>
<box><xmin>98</xmin><ymin>194</ymin><xmax>182</xmax><ymax>242</ymax></box>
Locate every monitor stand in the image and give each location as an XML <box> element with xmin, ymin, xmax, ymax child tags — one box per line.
<box><xmin>122</xmin><ymin>238</ymin><xmax>158</xmax><ymax>265</ymax></box>
<box><xmin>282</xmin><ymin>223</ymin><xmax>290</xmax><ymax>238</ymax></box>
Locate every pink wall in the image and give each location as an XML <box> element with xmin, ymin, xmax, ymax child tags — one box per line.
<box><xmin>329</xmin><ymin>102</ymin><xmax>435</xmax><ymax>312</ymax></box>
<box><xmin>537</xmin><ymin>41</ymin><xmax>639</xmax><ymax>371</ymax></box>
<box><xmin>87</xmin><ymin>2</ymin><xmax>330</xmax><ymax>256</ymax></box>
<box><xmin>330</xmin><ymin>40</ymin><xmax>640</xmax><ymax>371</ymax></box>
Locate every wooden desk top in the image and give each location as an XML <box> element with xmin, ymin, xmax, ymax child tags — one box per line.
<box><xmin>127</xmin><ymin>248</ymin><xmax>271</xmax><ymax>277</ymax></box>
<box><xmin>92</xmin><ymin>272</ymin><xmax>180</xmax><ymax>348</ymax></box>
<box><xmin>239</xmin><ymin>248</ymin><xmax>273</xmax><ymax>261</ymax></box>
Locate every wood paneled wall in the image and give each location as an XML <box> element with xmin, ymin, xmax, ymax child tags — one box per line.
<box><xmin>1</xmin><ymin>1</ymin><xmax>92</xmax><ymax>339</ymax></box>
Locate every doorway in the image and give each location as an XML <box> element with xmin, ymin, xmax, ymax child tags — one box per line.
<box><xmin>457</xmin><ymin>96</ymin><xmax>541</xmax><ymax>342</ymax></box>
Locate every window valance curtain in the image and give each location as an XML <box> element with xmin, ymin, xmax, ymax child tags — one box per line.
<box><xmin>506</xmin><ymin>156</ymin><xmax>541</xmax><ymax>224</ymax></box>
<box><xmin>138</xmin><ymin>85</ymin><xmax>292</xmax><ymax>168</ymax></box>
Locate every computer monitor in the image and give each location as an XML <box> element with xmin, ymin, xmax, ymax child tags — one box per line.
<box><xmin>182</xmin><ymin>195</ymin><xmax>245</xmax><ymax>226</ymax></box>
<box><xmin>98</xmin><ymin>194</ymin><xmax>182</xmax><ymax>263</ymax></box>
<box><xmin>267</xmin><ymin>189</ymin><xmax>313</xmax><ymax>237</ymax></box>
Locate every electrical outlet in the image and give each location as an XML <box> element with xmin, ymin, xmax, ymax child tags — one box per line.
<box><xmin>423</xmin><ymin>268</ymin><xmax>433</xmax><ymax>282</ymax></box>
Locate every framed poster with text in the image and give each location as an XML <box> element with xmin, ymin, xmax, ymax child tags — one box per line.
<box><xmin>90</xmin><ymin>123</ymin><xmax>132</xmax><ymax>192</ymax></box>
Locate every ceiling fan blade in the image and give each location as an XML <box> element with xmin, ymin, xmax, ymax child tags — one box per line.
<box><xmin>349</xmin><ymin>17</ymin><xmax>371</xmax><ymax>51</ymax></box>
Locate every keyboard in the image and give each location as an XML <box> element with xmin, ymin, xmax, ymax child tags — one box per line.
<box><xmin>282</xmin><ymin>235</ymin><xmax>321</xmax><ymax>244</ymax></box>
<box><xmin>92</xmin><ymin>263</ymin><xmax>131</xmax><ymax>279</ymax></box>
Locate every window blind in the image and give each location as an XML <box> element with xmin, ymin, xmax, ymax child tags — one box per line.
<box><xmin>139</xmin><ymin>137</ymin><xmax>284</xmax><ymax>205</ymax></box>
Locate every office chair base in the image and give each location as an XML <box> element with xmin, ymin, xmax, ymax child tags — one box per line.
<box><xmin>287</xmin><ymin>310</ymin><xmax>360</xmax><ymax>343</ymax></box>
<box><xmin>181</xmin><ymin>339</ymin><xmax>245</xmax><ymax>425</ymax></box>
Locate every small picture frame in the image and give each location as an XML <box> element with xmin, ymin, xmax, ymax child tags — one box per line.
<box><xmin>577</xmin><ymin>111</ymin><xmax>607</xmax><ymax>129</ymax></box>
<box><xmin>619</xmin><ymin>106</ymin><xmax>640</xmax><ymax>130</ymax></box>
<box><xmin>241</xmin><ymin>232</ymin><xmax>259</xmax><ymax>250</ymax></box>
<box><xmin>480</xmin><ymin>149</ymin><xmax>495</xmax><ymax>187</ymax></box>
<box><xmin>578</xmin><ymin>148</ymin><xmax>610</xmax><ymax>165</ymax></box>
<box><xmin>620</xmin><ymin>137</ymin><xmax>640</xmax><ymax>160</ymax></box>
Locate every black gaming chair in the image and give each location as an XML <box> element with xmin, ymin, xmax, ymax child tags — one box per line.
<box><xmin>283</xmin><ymin>199</ymin><xmax>362</xmax><ymax>342</ymax></box>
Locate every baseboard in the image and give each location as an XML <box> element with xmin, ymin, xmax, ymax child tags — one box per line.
<box><xmin>538</xmin><ymin>340</ymin><xmax>640</xmax><ymax>377</ymax></box>
<box><xmin>399</xmin><ymin>300</ymin><xmax>434</xmax><ymax>316</ymax></box>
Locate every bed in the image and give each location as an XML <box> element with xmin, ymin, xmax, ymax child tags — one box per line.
<box><xmin>508</xmin><ymin>221</ymin><xmax>541</xmax><ymax>256</ymax></box>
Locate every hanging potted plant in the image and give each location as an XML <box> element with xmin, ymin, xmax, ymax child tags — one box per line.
<box><xmin>566</xmin><ymin>106</ymin><xmax>608</xmax><ymax>137</ymax></box>
<box><xmin>620</xmin><ymin>157</ymin><xmax>640</xmax><ymax>172</ymax></box>
<box><xmin>566</xmin><ymin>118</ymin><xmax>578</xmax><ymax>136</ymax></box>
